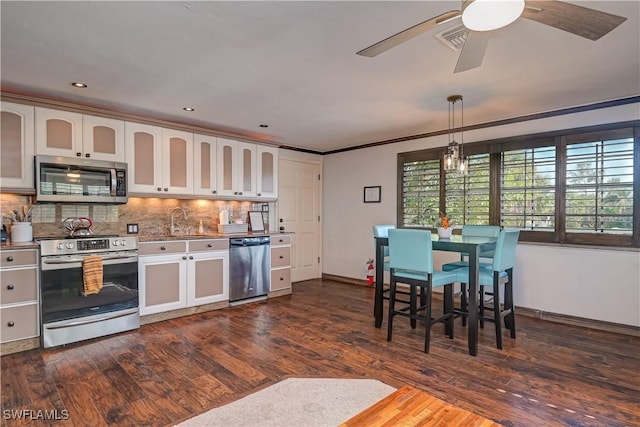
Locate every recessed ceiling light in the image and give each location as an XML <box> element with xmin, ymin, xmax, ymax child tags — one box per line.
<box><xmin>259</xmin><ymin>124</ymin><xmax>269</xmax><ymax>128</ymax></box>
<box><xmin>71</xmin><ymin>82</ymin><xmax>87</xmax><ymax>88</ymax></box>
<box><xmin>183</xmin><ymin>107</ymin><xmax>195</xmax><ymax>112</ymax></box>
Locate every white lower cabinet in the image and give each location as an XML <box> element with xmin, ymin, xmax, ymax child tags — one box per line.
<box><xmin>139</xmin><ymin>240</ymin><xmax>229</xmax><ymax>316</ymax></box>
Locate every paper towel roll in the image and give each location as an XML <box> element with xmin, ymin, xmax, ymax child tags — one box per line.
<box><xmin>219</xmin><ymin>210</ymin><xmax>229</xmax><ymax>225</ymax></box>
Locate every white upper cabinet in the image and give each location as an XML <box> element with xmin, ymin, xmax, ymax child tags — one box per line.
<box><xmin>35</xmin><ymin>107</ymin><xmax>124</xmax><ymax>161</ymax></box>
<box><xmin>161</xmin><ymin>129</ymin><xmax>193</xmax><ymax>195</ymax></box>
<box><xmin>82</xmin><ymin>115</ymin><xmax>125</xmax><ymax>162</ymax></box>
<box><xmin>0</xmin><ymin>102</ymin><xmax>35</xmax><ymax>189</ymax></box>
<box><xmin>216</xmin><ymin>138</ymin><xmax>256</xmax><ymax>197</ymax></box>
<box><xmin>193</xmin><ymin>134</ymin><xmax>218</xmax><ymax>196</ymax></box>
<box><xmin>125</xmin><ymin>122</ymin><xmax>163</xmax><ymax>194</ymax></box>
<box><xmin>256</xmin><ymin>145</ymin><xmax>278</xmax><ymax>200</ymax></box>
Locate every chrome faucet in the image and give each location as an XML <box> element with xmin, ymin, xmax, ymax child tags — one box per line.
<box><xmin>170</xmin><ymin>207</ymin><xmax>188</xmax><ymax>236</ymax></box>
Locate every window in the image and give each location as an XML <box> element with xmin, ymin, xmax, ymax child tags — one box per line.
<box><xmin>397</xmin><ymin>122</ymin><xmax>639</xmax><ymax>247</ymax></box>
<box><xmin>501</xmin><ymin>146</ymin><xmax>555</xmax><ymax>231</ymax></box>
<box><xmin>565</xmin><ymin>135</ymin><xmax>634</xmax><ymax>234</ymax></box>
<box><xmin>401</xmin><ymin>159</ymin><xmax>440</xmax><ymax>227</ymax></box>
<box><xmin>446</xmin><ymin>153</ymin><xmax>490</xmax><ymax>225</ymax></box>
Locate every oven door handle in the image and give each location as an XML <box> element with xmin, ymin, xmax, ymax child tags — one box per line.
<box><xmin>42</xmin><ymin>255</ymin><xmax>138</xmax><ymax>264</ymax></box>
<box><xmin>44</xmin><ymin>308</ymin><xmax>139</xmax><ymax>329</ymax></box>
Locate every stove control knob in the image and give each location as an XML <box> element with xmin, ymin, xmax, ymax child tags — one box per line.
<box><xmin>66</xmin><ymin>243</ymin><xmax>74</xmax><ymax>249</ymax></box>
<box><xmin>113</xmin><ymin>240</ymin><xmax>120</xmax><ymax>246</ymax></box>
<box><xmin>57</xmin><ymin>243</ymin><xmax>64</xmax><ymax>250</ymax></box>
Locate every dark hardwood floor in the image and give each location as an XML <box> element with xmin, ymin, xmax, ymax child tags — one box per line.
<box><xmin>2</xmin><ymin>279</ymin><xmax>639</xmax><ymax>427</ymax></box>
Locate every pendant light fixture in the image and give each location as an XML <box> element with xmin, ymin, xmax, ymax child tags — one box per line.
<box><xmin>444</xmin><ymin>95</ymin><xmax>468</xmax><ymax>175</ymax></box>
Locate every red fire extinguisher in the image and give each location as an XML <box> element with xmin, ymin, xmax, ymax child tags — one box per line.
<box><xmin>366</xmin><ymin>258</ymin><xmax>375</xmax><ymax>286</ymax></box>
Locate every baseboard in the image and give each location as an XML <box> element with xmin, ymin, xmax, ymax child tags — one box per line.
<box><xmin>323</xmin><ymin>273</ymin><xmax>640</xmax><ymax>337</ymax></box>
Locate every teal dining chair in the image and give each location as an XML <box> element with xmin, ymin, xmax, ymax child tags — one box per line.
<box><xmin>373</xmin><ymin>225</ymin><xmax>413</xmax><ymax>318</ymax></box>
<box><xmin>452</xmin><ymin>228</ymin><xmax>520</xmax><ymax>349</ymax></box>
<box><xmin>387</xmin><ymin>228</ymin><xmax>457</xmax><ymax>353</ymax></box>
<box><xmin>441</xmin><ymin>225</ymin><xmax>500</xmax><ymax>326</ymax></box>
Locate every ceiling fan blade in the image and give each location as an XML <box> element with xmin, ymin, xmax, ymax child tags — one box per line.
<box><xmin>454</xmin><ymin>30</ymin><xmax>489</xmax><ymax>73</ymax></box>
<box><xmin>356</xmin><ymin>10</ymin><xmax>460</xmax><ymax>57</ymax></box>
<box><xmin>522</xmin><ymin>0</ymin><xmax>627</xmax><ymax>41</ymax></box>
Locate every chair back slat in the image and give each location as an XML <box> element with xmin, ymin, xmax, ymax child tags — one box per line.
<box><xmin>373</xmin><ymin>224</ymin><xmax>395</xmax><ymax>238</ymax></box>
<box><xmin>462</xmin><ymin>225</ymin><xmax>500</xmax><ymax>238</ymax></box>
<box><xmin>388</xmin><ymin>229</ymin><xmax>434</xmax><ymax>274</ymax></box>
<box><xmin>492</xmin><ymin>229</ymin><xmax>520</xmax><ymax>272</ymax></box>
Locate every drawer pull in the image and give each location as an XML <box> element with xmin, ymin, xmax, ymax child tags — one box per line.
<box><xmin>207</xmin><ymin>243</ymin><xmax>213</xmax><ymax>248</ymax></box>
<box><xmin>279</xmin><ymin>255</ymin><xmax>284</xmax><ymax>259</ymax></box>
<box><xmin>280</xmin><ymin>277</ymin><xmax>284</xmax><ymax>281</ymax></box>
<box><xmin>279</xmin><ymin>239</ymin><xmax>284</xmax><ymax>243</ymax></box>
<box><xmin>160</xmin><ymin>246</ymin><xmax>166</xmax><ymax>251</ymax></box>
<box><xmin>6</xmin><ymin>256</ymin><xmax>14</xmax><ymax>262</ymax></box>
<box><xmin>7</xmin><ymin>321</ymin><xmax>15</xmax><ymax>327</ymax></box>
<box><xmin>7</xmin><ymin>284</ymin><xmax>14</xmax><ymax>290</ymax></box>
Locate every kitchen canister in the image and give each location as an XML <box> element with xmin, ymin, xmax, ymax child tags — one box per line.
<box><xmin>11</xmin><ymin>222</ymin><xmax>33</xmax><ymax>243</ymax></box>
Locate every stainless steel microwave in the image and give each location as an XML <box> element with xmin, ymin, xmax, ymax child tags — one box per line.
<box><xmin>35</xmin><ymin>155</ymin><xmax>128</xmax><ymax>204</ymax></box>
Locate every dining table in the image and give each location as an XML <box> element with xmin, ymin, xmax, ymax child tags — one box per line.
<box><xmin>373</xmin><ymin>233</ymin><xmax>497</xmax><ymax>356</ymax></box>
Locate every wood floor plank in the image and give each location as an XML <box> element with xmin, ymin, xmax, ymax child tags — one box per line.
<box><xmin>1</xmin><ymin>279</ymin><xmax>638</xmax><ymax>427</ymax></box>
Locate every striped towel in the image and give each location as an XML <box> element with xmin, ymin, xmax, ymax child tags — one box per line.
<box><xmin>82</xmin><ymin>255</ymin><xmax>103</xmax><ymax>296</ymax></box>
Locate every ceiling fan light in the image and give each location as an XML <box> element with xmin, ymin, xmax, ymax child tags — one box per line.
<box><xmin>462</xmin><ymin>0</ymin><xmax>525</xmax><ymax>32</ymax></box>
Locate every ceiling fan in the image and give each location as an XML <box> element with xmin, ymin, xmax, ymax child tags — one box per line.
<box><xmin>356</xmin><ymin>0</ymin><xmax>627</xmax><ymax>73</ymax></box>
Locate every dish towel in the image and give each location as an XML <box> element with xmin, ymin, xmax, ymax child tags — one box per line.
<box><xmin>82</xmin><ymin>255</ymin><xmax>103</xmax><ymax>296</ymax></box>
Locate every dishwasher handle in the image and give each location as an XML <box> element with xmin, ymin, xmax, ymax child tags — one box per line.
<box><xmin>230</xmin><ymin>237</ymin><xmax>271</xmax><ymax>247</ymax></box>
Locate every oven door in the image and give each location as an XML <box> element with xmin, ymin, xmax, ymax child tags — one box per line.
<box><xmin>40</xmin><ymin>252</ymin><xmax>138</xmax><ymax>324</ymax></box>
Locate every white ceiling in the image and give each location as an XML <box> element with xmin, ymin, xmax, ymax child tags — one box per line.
<box><xmin>1</xmin><ymin>1</ymin><xmax>638</xmax><ymax>153</ymax></box>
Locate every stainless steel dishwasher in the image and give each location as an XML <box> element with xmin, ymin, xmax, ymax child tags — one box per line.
<box><xmin>229</xmin><ymin>236</ymin><xmax>271</xmax><ymax>303</ymax></box>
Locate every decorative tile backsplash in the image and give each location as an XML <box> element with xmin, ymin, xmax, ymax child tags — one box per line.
<box><xmin>1</xmin><ymin>194</ymin><xmax>273</xmax><ymax>238</ymax></box>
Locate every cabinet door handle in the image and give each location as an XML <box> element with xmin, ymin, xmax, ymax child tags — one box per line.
<box><xmin>6</xmin><ymin>256</ymin><xmax>14</xmax><ymax>262</ymax></box>
<box><xmin>160</xmin><ymin>246</ymin><xmax>166</xmax><ymax>251</ymax></box>
<box><xmin>212</xmin><ymin>190</ymin><xmax>217</xmax><ymax>194</ymax></box>
<box><xmin>7</xmin><ymin>284</ymin><xmax>14</xmax><ymax>290</ymax></box>
<box><xmin>189</xmin><ymin>256</ymin><xmax>193</xmax><ymax>260</ymax></box>
<box><xmin>257</xmin><ymin>193</ymin><xmax>261</xmax><ymax>196</ymax></box>
<box><xmin>164</xmin><ymin>188</ymin><xmax>168</xmax><ymax>192</ymax></box>
<box><xmin>234</xmin><ymin>192</ymin><xmax>238</xmax><ymax>195</ymax></box>
<box><xmin>76</xmin><ymin>152</ymin><xmax>82</xmax><ymax>157</ymax></box>
<box><xmin>157</xmin><ymin>187</ymin><xmax>162</xmax><ymax>192</ymax></box>
<box><xmin>85</xmin><ymin>153</ymin><xmax>90</xmax><ymax>158</ymax></box>
<box><xmin>7</xmin><ymin>321</ymin><xmax>15</xmax><ymax>327</ymax></box>
<box><xmin>182</xmin><ymin>256</ymin><xmax>187</xmax><ymax>260</ymax></box>
<box><xmin>239</xmin><ymin>192</ymin><xmax>243</xmax><ymax>195</ymax></box>
<box><xmin>207</xmin><ymin>243</ymin><xmax>212</xmax><ymax>248</ymax></box>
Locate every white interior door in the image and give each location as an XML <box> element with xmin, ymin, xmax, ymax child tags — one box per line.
<box><xmin>277</xmin><ymin>159</ymin><xmax>321</xmax><ymax>282</ymax></box>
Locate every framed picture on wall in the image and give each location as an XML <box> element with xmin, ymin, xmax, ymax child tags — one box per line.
<box><xmin>364</xmin><ymin>186</ymin><xmax>381</xmax><ymax>203</ymax></box>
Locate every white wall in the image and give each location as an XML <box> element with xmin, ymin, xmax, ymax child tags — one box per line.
<box><xmin>322</xmin><ymin>103</ymin><xmax>640</xmax><ymax>327</ymax></box>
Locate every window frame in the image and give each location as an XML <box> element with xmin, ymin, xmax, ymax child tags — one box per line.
<box><xmin>397</xmin><ymin>120</ymin><xmax>640</xmax><ymax>248</ymax></box>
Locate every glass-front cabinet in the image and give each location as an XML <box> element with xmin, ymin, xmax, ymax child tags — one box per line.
<box><xmin>257</xmin><ymin>145</ymin><xmax>279</xmax><ymax>199</ymax></box>
<box><xmin>161</xmin><ymin>129</ymin><xmax>193</xmax><ymax>195</ymax></box>
<box><xmin>125</xmin><ymin>122</ymin><xmax>163</xmax><ymax>194</ymax></box>
<box><xmin>193</xmin><ymin>134</ymin><xmax>218</xmax><ymax>196</ymax></box>
<box><xmin>216</xmin><ymin>138</ymin><xmax>256</xmax><ymax>197</ymax></box>
<box><xmin>0</xmin><ymin>102</ymin><xmax>34</xmax><ymax>189</ymax></box>
<box><xmin>35</xmin><ymin>107</ymin><xmax>124</xmax><ymax>162</ymax></box>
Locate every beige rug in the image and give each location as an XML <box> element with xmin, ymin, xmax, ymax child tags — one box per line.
<box><xmin>176</xmin><ymin>378</ymin><xmax>396</xmax><ymax>427</ymax></box>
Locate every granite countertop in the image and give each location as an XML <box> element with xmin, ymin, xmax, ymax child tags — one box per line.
<box><xmin>138</xmin><ymin>231</ymin><xmax>292</xmax><ymax>242</ymax></box>
<box><xmin>0</xmin><ymin>241</ymin><xmax>40</xmax><ymax>250</ymax></box>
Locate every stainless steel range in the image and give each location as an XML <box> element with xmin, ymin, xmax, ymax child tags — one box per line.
<box><xmin>39</xmin><ymin>235</ymin><xmax>139</xmax><ymax>348</ymax></box>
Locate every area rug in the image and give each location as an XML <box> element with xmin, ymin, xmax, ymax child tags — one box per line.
<box><xmin>175</xmin><ymin>378</ymin><xmax>396</xmax><ymax>427</ymax></box>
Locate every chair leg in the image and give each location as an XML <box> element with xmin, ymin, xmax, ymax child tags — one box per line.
<box><xmin>423</xmin><ymin>283</ymin><xmax>433</xmax><ymax>353</ymax></box>
<box><xmin>479</xmin><ymin>286</ymin><xmax>485</xmax><ymax>329</ymax></box>
<box><xmin>504</xmin><ymin>277</ymin><xmax>516</xmax><ymax>339</ymax></box>
<box><xmin>460</xmin><ymin>282</ymin><xmax>467</xmax><ymax>327</ymax></box>
<box><xmin>387</xmin><ymin>277</ymin><xmax>397</xmax><ymax>342</ymax></box>
<box><xmin>410</xmin><ymin>285</ymin><xmax>417</xmax><ymax>329</ymax></box>
<box><xmin>493</xmin><ymin>277</ymin><xmax>503</xmax><ymax>350</ymax></box>
<box><xmin>444</xmin><ymin>284</ymin><xmax>454</xmax><ymax>339</ymax></box>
